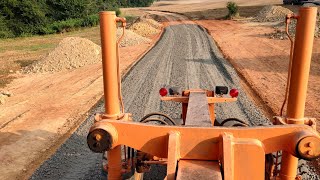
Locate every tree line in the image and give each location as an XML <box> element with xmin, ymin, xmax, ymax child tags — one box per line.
<box><xmin>0</xmin><ymin>0</ymin><xmax>155</xmax><ymax>38</ymax></box>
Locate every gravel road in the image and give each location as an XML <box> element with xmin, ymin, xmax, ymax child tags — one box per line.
<box><xmin>30</xmin><ymin>22</ymin><xmax>319</xmax><ymax>179</ymax></box>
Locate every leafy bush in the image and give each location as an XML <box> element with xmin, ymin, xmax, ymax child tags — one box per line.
<box><xmin>226</xmin><ymin>1</ymin><xmax>239</xmax><ymax>19</ymax></box>
<box><xmin>0</xmin><ymin>0</ymin><xmax>156</xmax><ymax>38</ymax></box>
<box><xmin>0</xmin><ymin>31</ymin><xmax>14</xmax><ymax>38</ymax></box>
<box><xmin>48</xmin><ymin>18</ymin><xmax>83</xmax><ymax>33</ymax></box>
<box><xmin>0</xmin><ymin>16</ymin><xmax>14</xmax><ymax>38</ymax></box>
<box><xmin>81</xmin><ymin>14</ymin><xmax>99</xmax><ymax>27</ymax></box>
<box><xmin>0</xmin><ymin>0</ymin><xmax>48</xmax><ymax>36</ymax></box>
<box><xmin>46</xmin><ymin>0</ymin><xmax>94</xmax><ymax>21</ymax></box>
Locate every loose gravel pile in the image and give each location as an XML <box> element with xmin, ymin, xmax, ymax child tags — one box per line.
<box><xmin>117</xmin><ymin>28</ymin><xmax>151</xmax><ymax>47</ymax></box>
<box><xmin>255</xmin><ymin>5</ymin><xmax>320</xmax><ymax>39</ymax></box>
<box><xmin>25</xmin><ymin>37</ymin><xmax>101</xmax><ymax>73</ymax></box>
<box><xmin>25</xmin><ymin>28</ymin><xmax>152</xmax><ymax>73</ymax></box>
<box><xmin>129</xmin><ymin>18</ymin><xmax>161</xmax><ymax>37</ymax></box>
<box><xmin>255</xmin><ymin>5</ymin><xmax>293</xmax><ymax>22</ymax></box>
<box><xmin>267</xmin><ymin>15</ymin><xmax>320</xmax><ymax>40</ymax></box>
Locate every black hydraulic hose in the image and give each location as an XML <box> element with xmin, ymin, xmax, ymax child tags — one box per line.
<box><xmin>139</xmin><ymin>112</ymin><xmax>176</xmax><ymax>125</ymax></box>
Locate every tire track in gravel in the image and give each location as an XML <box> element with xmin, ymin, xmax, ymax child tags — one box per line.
<box><xmin>30</xmin><ymin>12</ymin><xmax>319</xmax><ymax>180</ymax></box>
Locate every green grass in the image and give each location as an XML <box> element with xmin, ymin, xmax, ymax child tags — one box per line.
<box><xmin>12</xmin><ymin>43</ymin><xmax>55</xmax><ymax>52</ymax></box>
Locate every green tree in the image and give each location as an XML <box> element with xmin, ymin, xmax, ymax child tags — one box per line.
<box><xmin>0</xmin><ymin>0</ymin><xmax>48</xmax><ymax>36</ymax></box>
<box><xmin>226</xmin><ymin>1</ymin><xmax>239</xmax><ymax>19</ymax></box>
<box><xmin>0</xmin><ymin>15</ymin><xmax>14</xmax><ymax>38</ymax></box>
<box><xmin>46</xmin><ymin>0</ymin><xmax>94</xmax><ymax>20</ymax></box>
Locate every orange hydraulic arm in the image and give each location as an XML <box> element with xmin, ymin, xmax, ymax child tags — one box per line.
<box><xmin>279</xmin><ymin>7</ymin><xmax>318</xmax><ymax>180</ymax></box>
<box><xmin>88</xmin><ymin>7</ymin><xmax>320</xmax><ymax>180</ymax></box>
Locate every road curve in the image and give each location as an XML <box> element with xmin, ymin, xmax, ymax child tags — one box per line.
<box><xmin>30</xmin><ymin>16</ymin><xmax>319</xmax><ymax>180</ymax></box>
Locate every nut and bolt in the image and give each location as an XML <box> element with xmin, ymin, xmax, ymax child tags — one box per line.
<box><xmin>307</xmin><ymin>142</ymin><xmax>314</xmax><ymax>148</ymax></box>
<box><xmin>307</xmin><ymin>150</ymin><xmax>313</xmax><ymax>156</ymax></box>
<box><xmin>94</xmin><ymin>134</ymin><xmax>102</xmax><ymax>141</ymax></box>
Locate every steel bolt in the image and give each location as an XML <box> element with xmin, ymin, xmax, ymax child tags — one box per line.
<box><xmin>308</xmin><ymin>142</ymin><xmax>314</xmax><ymax>148</ymax></box>
<box><xmin>94</xmin><ymin>134</ymin><xmax>102</xmax><ymax>141</ymax></box>
<box><xmin>307</xmin><ymin>150</ymin><xmax>313</xmax><ymax>156</ymax></box>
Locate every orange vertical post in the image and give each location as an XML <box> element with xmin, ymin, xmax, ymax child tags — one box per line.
<box><xmin>100</xmin><ymin>11</ymin><xmax>122</xmax><ymax>180</ymax></box>
<box><xmin>280</xmin><ymin>7</ymin><xmax>317</xmax><ymax>180</ymax></box>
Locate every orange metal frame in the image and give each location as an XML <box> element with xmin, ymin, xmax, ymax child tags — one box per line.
<box><xmin>88</xmin><ymin>7</ymin><xmax>320</xmax><ymax>180</ymax></box>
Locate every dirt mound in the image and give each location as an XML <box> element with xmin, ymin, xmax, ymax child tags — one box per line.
<box><xmin>117</xmin><ymin>28</ymin><xmax>151</xmax><ymax>47</ymax></box>
<box><xmin>140</xmin><ymin>18</ymin><xmax>163</xmax><ymax>29</ymax></box>
<box><xmin>25</xmin><ymin>29</ymin><xmax>151</xmax><ymax>73</ymax></box>
<box><xmin>24</xmin><ymin>16</ymin><xmax>159</xmax><ymax>74</ymax></box>
<box><xmin>256</xmin><ymin>5</ymin><xmax>320</xmax><ymax>39</ymax></box>
<box><xmin>129</xmin><ymin>18</ymin><xmax>161</xmax><ymax>37</ymax></box>
<box><xmin>267</xmin><ymin>15</ymin><xmax>320</xmax><ymax>40</ymax></box>
<box><xmin>25</xmin><ymin>37</ymin><xmax>101</xmax><ymax>73</ymax></box>
<box><xmin>256</xmin><ymin>6</ymin><xmax>293</xmax><ymax>22</ymax></box>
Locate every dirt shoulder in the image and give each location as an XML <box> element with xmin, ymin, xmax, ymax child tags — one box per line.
<box><xmin>195</xmin><ymin>19</ymin><xmax>320</xmax><ymax>129</ymax></box>
<box><xmin>0</xmin><ymin>29</ymin><xmax>162</xmax><ymax>180</ymax></box>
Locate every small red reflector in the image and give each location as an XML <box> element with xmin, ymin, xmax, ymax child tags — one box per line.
<box><xmin>159</xmin><ymin>88</ymin><xmax>168</xmax><ymax>97</ymax></box>
<box><xmin>230</xmin><ymin>88</ymin><xmax>239</xmax><ymax>98</ymax></box>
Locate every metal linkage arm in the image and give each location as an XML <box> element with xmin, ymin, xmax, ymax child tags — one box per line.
<box><xmin>87</xmin><ymin>120</ymin><xmax>320</xmax><ymax>179</ymax></box>
<box><xmin>88</xmin><ymin>120</ymin><xmax>320</xmax><ymax>160</ymax></box>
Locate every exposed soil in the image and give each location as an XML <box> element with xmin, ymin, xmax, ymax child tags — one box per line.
<box><xmin>195</xmin><ymin>19</ymin><xmax>320</xmax><ymax>176</ymax></box>
<box><xmin>195</xmin><ymin>19</ymin><xmax>320</xmax><ymax>129</ymax></box>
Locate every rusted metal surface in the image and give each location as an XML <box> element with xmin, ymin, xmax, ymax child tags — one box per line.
<box><xmin>280</xmin><ymin>7</ymin><xmax>318</xmax><ymax>180</ymax></box>
<box><xmin>185</xmin><ymin>91</ymin><xmax>212</xmax><ymax>127</ymax></box>
<box><xmin>176</xmin><ymin>160</ymin><xmax>222</xmax><ymax>180</ymax></box>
